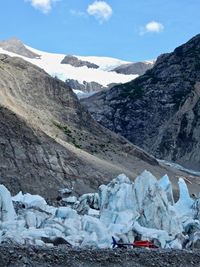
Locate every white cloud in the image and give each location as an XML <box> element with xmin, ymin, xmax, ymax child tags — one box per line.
<box><xmin>25</xmin><ymin>0</ymin><xmax>59</xmax><ymax>14</ymax></box>
<box><xmin>146</xmin><ymin>21</ymin><xmax>164</xmax><ymax>33</ymax></box>
<box><xmin>140</xmin><ymin>21</ymin><xmax>164</xmax><ymax>35</ymax></box>
<box><xmin>87</xmin><ymin>1</ymin><xmax>113</xmax><ymax>23</ymax></box>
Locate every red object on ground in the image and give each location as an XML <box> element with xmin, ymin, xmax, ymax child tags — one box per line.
<box><xmin>133</xmin><ymin>240</ymin><xmax>158</xmax><ymax>248</ymax></box>
<box><xmin>111</xmin><ymin>236</ymin><xmax>159</xmax><ymax>249</ymax></box>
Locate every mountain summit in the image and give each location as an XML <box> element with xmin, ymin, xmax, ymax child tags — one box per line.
<box><xmin>81</xmin><ymin>34</ymin><xmax>200</xmax><ymax>171</ymax></box>
<box><xmin>0</xmin><ymin>37</ymin><xmax>40</xmax><ymax>58</ymax></box>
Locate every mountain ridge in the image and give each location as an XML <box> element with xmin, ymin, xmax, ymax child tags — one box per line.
<box><xmin>81</xmin><ymin>33</ymin><xmax>200</xmax><ymax>171</ymax></box>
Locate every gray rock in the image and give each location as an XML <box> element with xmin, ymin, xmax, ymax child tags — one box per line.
<box><xmin>113</xmin><ymin>61</ymin><xmax>154</xmax><ymax>76</ymax></box>
<box><xmin>61</xmin><ymin>55</ymin><xmax>99</xmax><ymax>69</ymax></box>
<box><xmin>41</xmin><ymin>237</ymin><xmax>72</xmax><ymax>247</ymax></box>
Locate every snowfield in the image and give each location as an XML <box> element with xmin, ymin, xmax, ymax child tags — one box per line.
<box><xmin>0</xmin><ymin>46</ymin><xmax>137</xmax><ymax>88</ymax></box>
<box><xmin>0</xmin><ymin>170</ymin><xmax>200</xmax><ymax>249</ymax></box>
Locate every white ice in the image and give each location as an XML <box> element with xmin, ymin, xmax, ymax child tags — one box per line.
<box><xmin>0</xmin><ymin>171</ymin><xmax>199</xmax><ymax>249</ymax></box>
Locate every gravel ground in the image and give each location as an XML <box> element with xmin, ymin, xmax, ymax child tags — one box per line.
<box><xmin>0</xmin><ymin>245</ymin><xmax>200</xmax><ymax>267</ymax></box>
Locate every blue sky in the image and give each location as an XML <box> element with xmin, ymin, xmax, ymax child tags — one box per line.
<box><xmin>1</xmin><ymin>0</ymin><xmax>200</xmax><ymax>61</ymax></box>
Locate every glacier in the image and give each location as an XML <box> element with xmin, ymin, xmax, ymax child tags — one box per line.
<box><xmin>0</xmin><ymin>46</ymin><xmax>137</xmax><ymax>88</ymax></box>
<box><xmin>0</xmin><ymin>170</ymin><xmax>200</xmax><ymax>249</ymax></box>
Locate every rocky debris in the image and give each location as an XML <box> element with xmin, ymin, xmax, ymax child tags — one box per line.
<box><xmin>113</xmin><ymin>61</ymin><xmax>154</xmax><ymax>76</ymax></box>
<box><xmin>0</xmin><ymin>171</ymin><xmax>200</xmax><ymax>250</ymax></box>
<box><xmin>41</xmin><ymin>236</ymin><xmax>72</xmax><ymax>247</ymax></box>
<box><xmin>61</xmin><ymin>55</ymin><xmax>99</xmax><ymax>69</ymax></box>
<box><xmin>0</xmin><ymin>37</ymin><xmax>40</xmax><ymax>58</ymax></box>
<box><xmin>81</xmin><ymin>34</ymin><xmax>200</xmax><ymax>171</ymax></box>
<box><xmin>1</xmin><ymin>245</ymin><xmax>200</xmax><ymax>267</ymax></box>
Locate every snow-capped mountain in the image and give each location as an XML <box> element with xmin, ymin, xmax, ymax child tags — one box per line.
<box><xmin>0</xmin><ymin>37</ymin><xmax>142</xmax><ymax>97</ymax></box>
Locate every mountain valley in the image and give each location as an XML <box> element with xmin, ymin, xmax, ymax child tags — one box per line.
<box><xmin>0</xmin><ymin>52</ymin><xmax>183</xmax><ymax>200</ymax></box>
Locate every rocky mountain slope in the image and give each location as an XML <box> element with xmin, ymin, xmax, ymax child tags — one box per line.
<box><xmin>0</xmin><ymin>53</ymin><xmax>186</xmax><ymax>200</ymax></box>
<box><xmin>81</xmin><ymin>34</ymin><xmax>200</xmax><ymax>171</ymax></box>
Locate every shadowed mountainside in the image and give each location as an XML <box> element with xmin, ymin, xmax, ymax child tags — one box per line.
<box><xmin>81</xmin><ymin>34</ymin><xmax>200</xmax><ymax>171</ymax></box>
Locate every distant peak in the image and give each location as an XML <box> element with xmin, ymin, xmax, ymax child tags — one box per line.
<box><xmin>8</xmin><ymin>36</ymin><xmax>22</xmax><ymax>41</ymax></box>
<box><xmin>1</xmin><ymin>37</ymin><xmax>23</xmax><ymax>44</ymax></box>
<box><xmin>0</xmin><ymin>37</ymin><xmax>40</xmax><ymax>59</ymax></box>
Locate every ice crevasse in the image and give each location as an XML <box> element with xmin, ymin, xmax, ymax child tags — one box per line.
<box><xmin>0</xmin><ymin>170</ymin><xmax>199</xmax><ymax>249</ymax></box>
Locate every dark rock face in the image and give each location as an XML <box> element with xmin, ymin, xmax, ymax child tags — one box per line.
<box><xmin>81</xmin><ymin>34</ymin><xmax>200</xmax><ymax>170</ymax></box>
<box><xmin>113</xmin><ymin>61</ymin><xmax>154</xmax><ymax>76</ymax></box>
<box><xmin>61</xmin><ymin>55</ymin><xmax>99</xmax><ymax>69</ymax></box>
<box><xmin>0</xmin><ymin>37</ymin><xmax>40</xmax><ymax>59</ymax></box>
<box><xmin>0</xmin><ymin>106</ymin><xmax>77</xmax><ymax>198</ymax></box>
